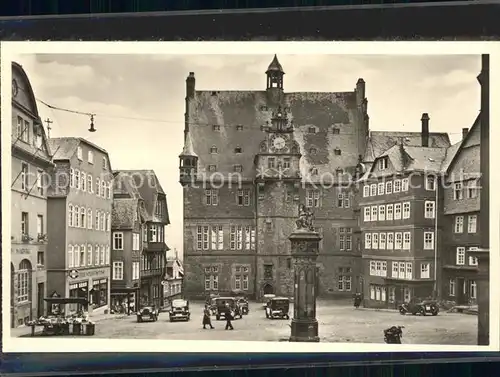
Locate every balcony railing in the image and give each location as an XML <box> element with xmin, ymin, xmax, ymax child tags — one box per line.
<box><xmin>144</xmin><ymin>242</ymin><xmax>167</xmax><ymax>252</ymax></box>
<box><xmin>141</xmin><ymin>268</ymin><xmax>163</xmax><ymax>277</ymax></box>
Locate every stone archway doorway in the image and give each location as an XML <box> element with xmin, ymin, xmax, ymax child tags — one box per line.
<box><xmin>263</xmin><ymin>283</ymin><xmax>274</xmax><ymax>295</ymax></box>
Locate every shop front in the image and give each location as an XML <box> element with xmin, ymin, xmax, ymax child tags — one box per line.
<box><xmin>66</xmin><ymin>267</ymin><xmax>110</xmax><ymax>314</ymax></box>
<box><xmin>110</xmin><ymin>286</ymin><xmax>140</xmax><ymax>314</ymax></box>
<box><xmin>11</xmin><ymin>244</ymin><xmax>47</xmax><ymax>328</ymax></box>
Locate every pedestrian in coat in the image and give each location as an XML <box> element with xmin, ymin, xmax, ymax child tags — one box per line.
<box><xmin>202</xmin><ymin>305</ymin><xmax>214</xmax><ymax>329</ymax></box>
<box><xmin>224</xmin><ymin>303</ymin><xmax>234</xmax><ymax>330</ymax></box>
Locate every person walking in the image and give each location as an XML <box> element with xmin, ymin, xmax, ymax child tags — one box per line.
<box><xmin>224</xmin><ymin>303</ymin><xmax>234</xmax><ymax>330</ymax></box>
<box><xmin>202</xmin><ymin>304</ymin><xmax>214</xmax><ymax>329</ymax></box>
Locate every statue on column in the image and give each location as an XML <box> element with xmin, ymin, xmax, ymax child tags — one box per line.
<box><xmin>296</xmin><ymin>204</ymin><xmax>314</xmax><ymax>231</ymax></box>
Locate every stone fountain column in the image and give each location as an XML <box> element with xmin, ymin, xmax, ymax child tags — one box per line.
<box><xmin>289</xmin><ymin>226</ymin><xmax>322</xmax><ymax>342</ymax></box>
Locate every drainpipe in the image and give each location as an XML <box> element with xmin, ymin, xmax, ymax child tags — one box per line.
<box><xmin>433</xmin><ymin>176</ymin><xmax>439</xmax><ymax>298</ymax></box>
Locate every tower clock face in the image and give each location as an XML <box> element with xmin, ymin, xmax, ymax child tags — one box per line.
<box><xmin>271</xmin><ymin>135</ymin><xmax>286</xmax><ymax>150</ymax></box>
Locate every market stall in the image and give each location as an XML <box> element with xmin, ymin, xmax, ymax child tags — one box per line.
<box><xmin>26</xmin><ymin>297</ymin><xmax>96</xmax><ymax>336</ymax></box>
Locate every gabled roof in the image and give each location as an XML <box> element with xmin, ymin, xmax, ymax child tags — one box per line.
<box><xmin>363</xmin><ymin>131</ymin><xmax>451</xmax><ymax>163</ymax></box>
<box><xmin>48</xmin><ymin>137</ymin><xmax>111</xmax><ymax>166</ymax></box>
<box><xmin>445</xmin><ymin>113</ymin><xmax>480</xmax><ymax>175</ymax></box>
<box><xmin>115</xmin><ymin>170</ymin><xmax>169</xmax><ymax>225</ymax></box>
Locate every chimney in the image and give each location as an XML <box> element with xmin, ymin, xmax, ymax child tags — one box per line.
<box><xmin>421</xmin><ymin>113</ymin><xmax>429</xmax><ymax>147</ymax></box>
<box><xmin>356</xmin><ymin>78</ymin><xmax>365</xmax><ymax>106</ymax></box>
<box><xmin>186</xmin><ymin>72</ymin><xmax>195</xmax><ymax>99</ymax></box>
<box><xmin>462</xmin><ymin>128</ymin><xmax>468</xmax><ymax>140</ymax></box>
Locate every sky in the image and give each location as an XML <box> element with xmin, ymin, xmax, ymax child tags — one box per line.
<box><xmin>13</xmin><ymin>53</ymin><xmax>482</xmax><ymax>258</ymax></box>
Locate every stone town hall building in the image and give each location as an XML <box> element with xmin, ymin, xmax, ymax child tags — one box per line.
<box><xmin>179</xmin><ymin>55</ymin><xmax>451</xmax><ymax>300</ymax></box>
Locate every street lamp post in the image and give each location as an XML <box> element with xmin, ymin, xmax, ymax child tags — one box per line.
<box><xmin>289</xmin><ymin>204</ymin><xmax>322</xmax><ymax>343</ymax></box>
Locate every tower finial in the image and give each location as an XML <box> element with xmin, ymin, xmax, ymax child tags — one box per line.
<box><xmin>266</xmin><ymin>54</ymin><xmax>285</xmax><ymax>90</ymax></box>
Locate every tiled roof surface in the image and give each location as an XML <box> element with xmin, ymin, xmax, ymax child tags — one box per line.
<box><xmin>47</xmin><ymin>138</ymin><xmax>80</xmax><ymax>160</ymax></box>
<box><xmin>112</xmin><ymin>198</ymin><xmax>139</xmax><ymax>229</ymax></box>
<box><xmin>364</xmin><ymin>131</ymin><xmax>451</xmax><ymax>163</ymax></box>
<box><xmin>186</xmin><ymin>89</ymin><xmax>363</xmax><ymax>178</ymax></box>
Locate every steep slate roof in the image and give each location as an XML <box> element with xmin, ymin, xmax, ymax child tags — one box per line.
<box><xmin>187</xmin><ymin>88</ymin><xmax>362</xmax><ymax>179</ymax></box>
<box><xmin>48</xmin><ymin>137</ymin><xmax>111</xmax><ymax>165</ymax></box>
<box><xmin>363</xmin><ymin>131</ymin><xmax>451</xmax><ymax>163</ymax></box>
<box><xmin>115</xmin><ymin>170</ymin><xmax>169</xmax><ymax>224</ymax></box>
<box><xmin>112</xmin><ymin>171</ymin><xmax>149</xmax><ymax>230</ymax></box>
<box><xmin>112</xmin><ymin>198</ymin><xmax>139</xmax><ymax>229</ymax></box>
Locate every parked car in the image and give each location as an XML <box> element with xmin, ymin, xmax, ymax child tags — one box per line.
<box><xmin>136</xmin><ymin>305</ymin><xmax>159</xmax><ymax>322</ymax></box>
<box><xmin>265</xmin><ymin>297</ymin><xmax>290</xmax><ymax>320</ymax></box>
<box><xmin>261</xmin><ymin>294</ymin><xmax>276</xmax><ymax>309</ymax></box>
<box><xmin>214</xmin><ymin>297</ymin><xmax>243</xmax><ymax>320</ymax></box>
<box><xmin>236</xmin><ymin>297</ymin><xmax>249</xmax><ymax>315</ymax></box>
<box><xmin>169</xmin><ymin>299</ymin><xmax>190</xmax><ymax>322</ymax></box>
<box><xmin>399</xmin><ymin>299</ymin><xmax>439</xmax><ymax>316</ymax></box>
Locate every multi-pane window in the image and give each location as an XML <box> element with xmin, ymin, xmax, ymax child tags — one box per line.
<box><xmin>402</xmin><ymin>202</ymin><xmax>411</xmax><ymax>219</ymax></box>
<box><xmin>391</xmin><ymin>262</ymin><xmax>398</xmax><ymax>278</ymax></box>
<box><xmin>338</xmin><ymin>276</ymin><xmax>352</xmax><ymax>291</ymax></box>
<box><xmin>377</xmin><ymin>182</ymin><xmax>385</xmax><ymax>195</ymax></box>
<box><xmin>230</xmin><ymin>225</ymin><xmax>243</xmax><ymax>250</ymax></box>
<box><xmin>340</xmin><ymin>228</ymin><xmax>352</xmax><ymax>251</ymax></box>
<box><xmin>379</xmin><ymin>233</ymin><xmax>386</xmax><ymax>249</ymax></box>
<box><xmin>365</xmin><ymin>233</ymin><xmax>372</xmax><ymax>249</ymax></box>
<box><xmin>386</xmin><ymin>181</ymin><xmax>393</xmax><ymax>194</ymax></box>
<box><xmin>95</xmin><ymin>177</ymin><xmax>100</xmax><ymax>197</ymax></box>
<box><xmin>369</xmin><ymin>260</ymin><xmax>387</xmax><ymax>277</ymax></box>
<box><xmin>113</xmin><ymin>262</ymin><xmax>124</xmax><ymax>280</ymax></box>
<box><xmin>243</xmin><ymin>274</ymin><xmax>249</xmax><ymax>290</ymax></box>
<box><xmin>405</xmin><ymin>262</ymin><xmax>413</xmax><ymax>279</ymax></box>
<box><xmin>113</xmin><ymin>232</ymin><xmax>123</xmax><ymax>250</ymax></box>
<box><xmin>379</xmin><ymin>158</ymin><xmax>388</xmax><ymax>170</ymax></box>
<box><xmin>403</xmin><ymin>232</ymin><xmax>411</xmax><ymax>250</ymax></box>
<box><xmin>386</xmin><ymin>204</ymin><xmax>393</xmax><ymax>220</ymax></box>
<box><xmin>87</xmin><ymin>245</ymin><xmax>93</xmax><ymax>266</ymax></box>
<box><xmin>468</xmin><ymin>215</ymin><xmax>477</xmax><ymax>233</ymax></box>
<box><xmin>387</xmin><ymin>233</ymin><xmax>394</xmax><ymax>249</ymax></box>
<box><xmin>371</xmin><ymin>206</ymin><xmax>377</xmax><ymax>222</ymax></box>
<box><xmin>454</xmin><ymin>183</ymin><xmax>463</xmax><ymax>200</ymax></box>
<box><xmin>425</xmin><ymin>176</ymin><xmax>436</xmax><ymax>191</ymax></box>
<box><xmin>205</xmin><ymin>189</ymin><xmax>219</xmax><ymax>206</ymax></box>
<box><xmin>456</xmin><ymin>247</ymin><xmax>465</xmax><ymax>265</ymax></box>
<box><xmin>395</xmin><ymin>232</ymin><xmax>403</xmax><ymax>249</ymax></box>
<box><xmin>454</xmin><ymin>216</ymin><xmax>464</xmax><ymax>233</ymax></box>
<box><xmin>87</xmin><ymin>174</ymin><xmax>93</xmax><ymax>193</ymax></box>
<box><xmin>364</xmin><ymin>207</ymin><xmax>371</xmax><ymax>222</ymax></box>
<box><xmin>370</xmin><ymin>184</ymin><xmax>377</xmax><ymax>196</ymax></box>
<box><xmin>394</xmin><ymin>180</ymin><xmax>401</xmax><ymax>193</ymax></box>
<box><xmin>21</xmin><ymin>163</ymin><xmax>28</xmax><ymax>191</ymax></box>
<box><xmin>237</xmin><ymin>189</ymin><xmax>251</xmax><ymax>206</ymax></box>
<box><xmin>306</xmin><ymin>189</ymin><xmax>321</xmax><ymax>208</ymax></box>
<box><xmin>468</xmin><ymin>248</ymin><xmax>478</xmax><ymax>266</ymax></box>
<box><xmin>469</xmin><ymin>280</ymin><xmax>477</xmax><ymax>299</ymax></box>
<box><xmin>337</xmin><ymin>191</ymin><xmax>350</xmax><ymax>208</ymax></box>
<box><xmin>401</xmin><ymin>178</ymin><xmax>409</xmax><ymax>192</ymax></box>
<box><xmin>378</xmin><ymin>205</ymin><xmax>385</xmax><ymax>221</ymax></box>
<box><xmin>244</xmin><ymin>226</ymin><xmax>256</xmax><ymax>250</ymax></box>
<box><xmin>425</xmin><ymin>201</ymin><xmax>435</xmax><ymax>219</ymax></box>
<box><xmin>369</xmin><ymin>285</ymin><xmax>387</xmax><ymax>302</ymax></box>
<box><xmin>424</xmin><ymin>232</ymin><xmax>434</xmax><ymax>250</ymax></box>
<box><xmin>36</xmin><ymin>215</ymin><xmax>43</xmax><ymax>236</ymax></box>
<box><xmin>74</xmin><ymin>245</ymin><xmax>80</xmax><ymax>268</ymax></box>
<box><xmin>268</xmin><ymin>157</ymin><xmax>276</xmax><ymax>169</ymax></box>
<box><xmin>68</xmin><ymin>245</ymin><xmax>74</xmax><ymax>268</ymax></box>
<box><xmin>17</xmin><ymin>260</ymin><xmax>31</xmax><ymax>303</ymax></box>
<box><xmin>372</xmin><ymin>233</ymin><xmax>379</xmax><ymax>249</ymax></box>
<box><xmin>394</xmin><ymin>203</ymin><xmax>402</xmax><ymax>220</ymax></box>
<box><xmin>467</xmin><ymin>180</ymin><xmax>478</xmax><ymax>198</ymax></box>
<box><xmin>363</xmin><ymin>185</ymin><xmax>370</xmax><ymax>197</ymax></box>
<box><xmin>36</xmin><ymin>170</ymin><xmax>44</xmax><ymax>195</ymax></box>
<box><xmin>132</xmin><ymin>262</ymin><xmax>140</xmax><ymax>280</ymax></box>
<box><xmin>133</xmin><ymin>233</ymin><xmax>140</xmax><ymax>251</ymax></box>
<box><xmin>204</xmin><ymin>266</ymin><xmax>219</xmax><ymax>290</ymax></box>
<box><xmin>449</xmin><ymin>279</ymin><xmax>456</xmax><ymax>296</ymax></box>
<box><xmin>210</xmin><ymin>225</ymin><xmax>224</xmax><ymax>250</ymax></box>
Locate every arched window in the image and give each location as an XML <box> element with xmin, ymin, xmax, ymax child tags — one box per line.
<box><xmin>100</xmin><ymin>212</ymin><xmax>105</xmax><ymax>231</ymax></box>
<box><xmin>17</xmin><ymin>259</ymin><xmax>32</xmax><ymax>303</ymax></box>
<box><xmin>87</xmin><ymin>174</ymin><xmax>93</xmax><ymax>193</ymax></box>
<box><xmin>95</xmin><ymin>245</ymin><xmax>100</xmax><ymax>266</ymax></box>
<box><xmin>70</xmin><ymin>168</ymin><xmax>75</xmax><ymax>187</ymax></box>
<box><xmin>75</xmin><ymin>169</ymin><xmax>80</xmax><ymax>189</ymax></box>
<box><xmin>68</xmin><ymin>245</ymin><xmax>74</xmax><ymax>268</ymax></box>
<box><xmin>88</xmin><ymin>244</ymin><xmax>93</xmax><ymax>266</ymax></box>
<box><xmin>96</xmin><ymin>210</ymin><xmax>100</xmax><ymax>230</ymax></box>
<box><xmin>74</xmin><ymin>206</ymin><xmax>80</xmax><ymax>228</ymax></box>
<box><xmin>81</xmin><ymin>172</ymin><xmax>87</xmax><ymax>192</ymax></box>
<box><xmin>68</xmin><ymin>204</ymin><xmax>74</xmax><ymax>227</ymax></box>
<box><xmin>80</xmin><ymin>244</ymin><xmax>86</xmax><ymax>267</ymax></box>
<box><xmin>74</xmin><ymin>245</ymin><xmax>80</xmax><ymax>268</ymax></box>
<box><xmin>105</xmin><ymin>245</ymin><xmax>110</xmax><ymax>265</ymax></box>
<box><xmin>80</xmin><ymin>206</ymin><xmax>86</xmax><ymax>228</ymax></box>
<box><xmin>87</xmin><ymin>209</ymin><xmax>92</xmax><ymax>229</ymax></box>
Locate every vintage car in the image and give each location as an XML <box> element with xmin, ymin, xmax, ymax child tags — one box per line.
<box><xmin>265</xmin><ymin>297</ymin><xmax>290</xmax><ymax>320</ymax></box>
<box><xmin>236</xmin><ymin>297</ymin><xmax>249</xmax><ymax>315</ymax></box>
<box><xmin>214</xmin><ymin>297</ymin><xmax>243</xmax><ymax>320</ymax></box>
<box><xmin>169</xmin><ymin>299</ymin><xmax>190</xmax><ymax>322</ymax></box>
<box><xmin>399</xmin><ymin>299</ymin><xmax>439</xmax><ymax>316</ymax></box>
<box><xmin>261</xmin><ymin>294</ymin><xmax>276</xmax><ymax>309</ymax></box>
<box><xmin>136</xmin><ymin>305</ymin><xmax>159</xmax><ymax>322</ymax></box>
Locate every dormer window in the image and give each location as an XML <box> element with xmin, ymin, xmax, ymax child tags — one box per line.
<box><xmin>236</xmin><ymin>125</ymin><xmax>243</xmax><ymax>131</ymax></box>
<box><xmin>309</xmin><ymin>148</ymin><xmax>317</xmax><ymax>155</ymax></box>
<box><xmin>234</xmin><ymin>165</ymin><xmax>243</xmax><ymax>173</ymax></box>
<box><xmin>332</xmin><ymin>128</ymin><xmax>340</xmax><ymax>134</ymax></box>
<box><xmin>379</xmin><ymin>157</ymin><xmax>388</xmax><ymax>170</ymax></box>
<box><xmin>334</xmin><ymin>148</ymin><xmax>341</xmax><ymax>156</ymax></box>
<box><xmin>212</xmin><ymin>125</ymin><xmax>220</xmax><ymax>131</ymax></box>
<box><xmin>210</xmin><ymin>145</ymin><xmax>218</xmax><ymax>154</ymax></box>
<box><xmin>235</xmin><ymin>146</ymin><xmax>242</xmax><ymax>153</ymax></box>
<box><xmin>308</xmin><ymin>127</ymin><xmax>316</xmax><ymax>134</ymax></box>
<box><xmin>208</xmin><ymin>165</ymin><xmax>217</xmax><ymax>172</ymax></box>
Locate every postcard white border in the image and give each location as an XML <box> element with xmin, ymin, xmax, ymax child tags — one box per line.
<box><xmin>2</xmin><ymin>41</ymin><xmax>499</xmax><ymax>353</ymax></box>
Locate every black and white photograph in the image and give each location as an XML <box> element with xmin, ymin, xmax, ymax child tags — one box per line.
<box><xmin>1</xmin><ymin>42</ymin><xmax>497</xmax><ymax>352</ymax></box>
